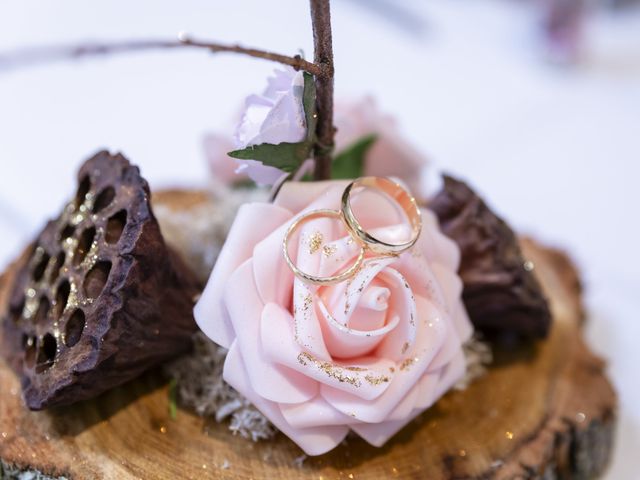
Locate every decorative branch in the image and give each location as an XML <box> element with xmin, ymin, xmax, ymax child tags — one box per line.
<box><xmin>1</xmin><ymin>3</ymin><xmax>338</xmax><ymax>182</ymax></box>
<box><xmin>0</xmin><ymin>34</ymin><xmax>323</xmax><ymax>76</ymax></box>
<box><xmin>310</xmin><ymin>0</ymin><xmax>336</xmax><ymax>181</ymax></box>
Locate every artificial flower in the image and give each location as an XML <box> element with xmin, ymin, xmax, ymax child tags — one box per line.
<box><xmin>194</xmin><ymin>181</ymin><xmax>473</xmax><ymax>455</ymax></box>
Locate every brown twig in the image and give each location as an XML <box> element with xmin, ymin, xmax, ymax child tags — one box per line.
<box><xmin>310</xmin><ymin>0</ymin><xmax>336</xmax><ymax>181</ymax></box>
<box><xmin>0</xmin><ymin>35</ymin><xmax>323</xmax><ymax>76</ymax></box>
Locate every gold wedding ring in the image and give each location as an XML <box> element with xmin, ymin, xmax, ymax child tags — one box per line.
<box><xmin>341</xmin><ymin>177</ymin><xmax>422</xmax><ymax>255</ymax></box>
<box><xmin>282</xmin><ymin>209</ymin><xmax>365</xmax><ymax>286</ymax></box>
<box><xmin>283</xmin><ymin>177</ymin><xmax>422</xmax><ymax>286</ymax></box>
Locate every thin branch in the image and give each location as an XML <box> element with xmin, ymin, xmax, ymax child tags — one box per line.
<box><xmin>0</xmin><ymin>34</ymin><xmax>323</xmax><ymax>76</ymax></box>
<box><xmin>310</xmin><ymin>0</ymin><xmax>335</xmax><ymax>181</ymax></box>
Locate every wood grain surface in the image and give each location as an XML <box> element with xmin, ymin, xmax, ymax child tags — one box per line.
<box><xmin>0</xmin><ymin>231</ymin><xmax>616</xmax><ymax>479</ymax></box>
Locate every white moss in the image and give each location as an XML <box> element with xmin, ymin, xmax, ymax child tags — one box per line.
<box><xmin>164</xmin><ymin>332</ymin><xmax>277</xmax><ymax>441</ymax></box>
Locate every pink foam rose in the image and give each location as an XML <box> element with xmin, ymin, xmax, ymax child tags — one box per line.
<box><xmin>194</xmin><ymin>180</ymin><xmax>473</xmax><ymax>455</ymax></box>
<box><xmin>335</xmin><ymin>97</ymin><xmax>428</xmax><ymax>197</ymax></box>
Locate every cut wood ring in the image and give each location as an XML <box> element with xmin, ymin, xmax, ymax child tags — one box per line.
<box><xmin>341</xmin><ymin>177</ymin><xmax>422</xmax><ymax>255</ymax></box>
<box><xmin>282</xmin><ymin>209</ymin><xmax>365</xmax><ymax>286</ymax></box>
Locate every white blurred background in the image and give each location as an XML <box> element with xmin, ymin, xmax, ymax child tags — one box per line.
<box><xmin>0</xmin><ymin>0</ymin><xmax>638</xmax><ymax>477</ymax></box>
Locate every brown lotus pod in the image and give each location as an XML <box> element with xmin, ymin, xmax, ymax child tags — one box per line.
<box><xmin>1</xmin><ymin>150</ymin><xmax>200</xmax><ymax>410</ymax></box>
<box><xmin>430</xmin><ymin>175</ymin><xmax>552</xmax><ymax>341</ymax></box>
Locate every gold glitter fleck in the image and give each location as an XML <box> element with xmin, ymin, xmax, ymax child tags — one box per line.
<box><xmin>297</xmin><ymin>352</ymin><xmax>362</xmax><ymax>387</ymax></box>
<box><xmin>389</xmin><ymin>366</ymin><xmax>396</xmax><ymax>373</ymax></box>
<box><xmin>322</xmin><ymin>244</ymin><xmax>337</xmax><ymax>257</ymax></box>
<box><xmin>1</xmin><ymin>432</ymin><xmax>7</xmax><ymax>438</ymax></box>
<box><xmin>348</xmin><ymin>474</ymin><xmax>354</xmax><ymax>479</ymax></box>
<box><xmin>523</xmin><ymin>260</ymin><xmax>535</xmax><ymax>272</ymax></box>
<box><xmin>364</xmin><ymin>374</ymin><xmax>390</xmax><ymax>386</ymax></box>
<box><xmin>505</xmin><ymin>431</ymin><xmax>514</xmax><ymax>440</ymax></box>
<box><xmin>399</xmin><ymin>357</ymin><xmax>419</xmax><ymax>371</ymax></box>
<box><xmin>459</xmin><ymin>449</ymin><xmax>466</xmax><ymax>457</ymax></box>
<box><xmin>576</xmin><ymin>412</ymin><xmax>586</xmax><ymax>423</ymax></box>
<box><xmin>308</xmin><ymin>231</ymin><xmax>323</xmax><ymax>254</ymax></box>
<box><xmin>401</xmin><ymin>342</ymin><xmax>410</xmax><ymax>354</ymax></box>
<box><xmin>391</xmin><ymin>467</ymin><xmax>399</xmax><ymax>476</ymax></box>
<box><xmin>159</xmin><ymin>426</ymin><xmax>167</xmax><ymax>434</ymax></box>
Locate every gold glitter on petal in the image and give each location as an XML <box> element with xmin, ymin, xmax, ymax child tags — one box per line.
<box><xmin>364</xmin><ymin>374</ymin><xmax>390</xmax><ymax>386</ymax></box>
<box><xmin>399</xmin><ymin>357</ymin><xmax>419</xmax><ymax>371</ymax></box>
<box><xmin>297</xmin><ymin>352</ymin><xmax>363</xmax><ymax>387</ymax></box>
<box><xmin>401</xmin><ymin>342</ymin><xmax>410</xmax><ymax>354</ymax></box>
<box><xmin>322</xmin><ymin>244</ymin><xmax>337</xmax><ymax>257</ymax></box>
<box><xmin>308</xmin><ymin>231</ymin><xmax>323</xmax><ymax>255</ymax></box>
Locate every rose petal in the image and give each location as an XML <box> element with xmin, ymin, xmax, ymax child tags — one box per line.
<box><xmin>452</xmin><ymin>300</ymin><xmax>474</xmax><ymax>344</ymax></box>
<box><xmin>414</xmin><ymin>369</ymin><xmax>443</xmax><ymax>409</ymax></box>
<box><xmin>253</xmin><ymin>221</ymin><xmax>296</xmax><ymax>308</ymax></box>
<box><xmin>432</xmin><ymin>348</ymin><xmax>467</xmax><ymax>399</ymax></box>
<box><xmin>316</xmin><ymin>297</ymin><xmax>399</xmax><ymax>359</ymax></box>
<box><xmin>194</xmin><ymin>202</ymin><xmax>292</xmax><ymax>348</ymax></box>
<box><xmin>322</xmin><ymin>257</ymin><xmax>396</xmax><ymax>326</ymax></box>
<box><xmin>322</xmin><ymin>296</ymin><xmax>446</xmax><ymax>423</ymax></box>
<box><xmin>419</xmin><ymin>209</ymin><xmax>460</xmax><ymax>271</ymax></box>
<box><xmin>261</xmin><ymin>302</ymin><xmax>396</xmax><ymax>401</ymax></box>
<box><xmin>279</xmin><ymin>396</ymin><xmax>357</xmax><ymax>429</ymax></box>
<box><xmin>393</xmin><ymin>250</ymin><xmax>447</xmax><ymax>311</ymax></box>
<box><xmin>423</xmin><ymin>320</ymin><xmax>459</xmax><ymax>373</ymax></box>
<box><xmin>430</xmin><ymin>262</ymin><xmax>463</xmax><ymax>316</ymax></box>
<box><xmin>223</xmin><ymin>340</ymin><xmax>348</xmax><ymax>455</ymax></box>
<box><xmin>225</xmin><ymin>262</ymin><xmax>317</xmax><ymax>403</ymax></box>
<box><xmin>292</xmin><ymin>282</ymin><xmax>333</xmax><ymax>361</ymax></box>
<box><xmin>374</xmin><ymin>267</ymin><xmax>418</xmax><ymax>362</ymax></box>
<box><xmin>350</xmin><ymin>406</ymin><xmax>424</xmax><ymax>448</ymax></box>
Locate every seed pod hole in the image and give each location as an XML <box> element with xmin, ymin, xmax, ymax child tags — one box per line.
<box><xmin>92</xmin><ymin>186</ymin><xmax>115</xmax><ymax>214</ymax></box>
<box><xmin>49</xmin><ymin>252</ymin><xmax>66</xmax><ymax>283</ymax></box>
<box><xmin>53</xmin><ymin>280</ymin><xmax>70</xmax><ymax>319</ymax></box>
<box><xmin>75</xmin><ymin>175</ymin><xmax>91</xmax><ymax>209</ymax></box>
<box><xmin>60</xmin><ymin>224</ymin><xmax>75</xmax><ymax>240</ymax></box>
<box><xmin>34</xmin><ymin>297</ymin><xmax>50</xmax><ymax>324</ymax></box>
<box><xmin>105</xmin><ymin>210</ymin><xmax>127</xmax><ymax>244</ymax></box>
<box><xmin>65</xmin><ymin>309</ymin><xmax>86</xmax><ymax>348</ymax></box>
<box><xmin>36</xmin><ymin>333</ymin><xmax>57</xmax><ymax>373</ymax></box>
<box><xmin>84</xmin><ymin>261</ymin><xmax>111</xmax><ymax>299</ymax></box>
<box><xmin>73</xmin><ymin>227</ymin><xmax>96</xmax><ymax>266</ymax></box>
<box><xmin>33</xmin><ymin>251</ymin><xmax>50</xmax><ymax>282</ymax></box>
<box><xmin>10</xmin><ymin>298</ymin><xmax>25</xmax><ymax>323</ymax></box>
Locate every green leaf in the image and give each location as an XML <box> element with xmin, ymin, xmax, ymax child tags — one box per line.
<box><xmin>228</xmin><ymin>141</ymin><xmax>313</xmax><ymax>173</ymax></box>
<box><xmin>227</xmin><ymin>71</ymin><xmax>317</xmax><ymax>175</ymax></box>
<box><xmin>331</xmin><ymin>134</ymin><xmax>378</xmax><ymax>179</ymax></box>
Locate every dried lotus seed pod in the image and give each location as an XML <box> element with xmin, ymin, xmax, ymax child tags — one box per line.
<box><xmin>430</xmin><ymin>175</ymin><xmax>552</xmax><ymax>341</ymax></box>
<box><xmin>1</xmin><ymin>150</ymin><xmax>200</xmax><ymax>410</ymax></box>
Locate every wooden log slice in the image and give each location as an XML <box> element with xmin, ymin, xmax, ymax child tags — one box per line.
<box><xmin>0</xmin><ymin>190</ymin><xmax>616</xmax><ymax>479</ymax></box>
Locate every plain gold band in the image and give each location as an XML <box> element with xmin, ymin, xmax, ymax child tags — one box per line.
<box><xmin>282</xmin><ymin>209</ymin><xmax>365</xmax><ymax>286</ymax></box>
<box><xmin>341</xmin><ymin>177</ymin><xmax>422</xmax><ymax>255</ymax></box>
